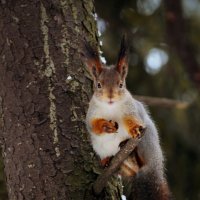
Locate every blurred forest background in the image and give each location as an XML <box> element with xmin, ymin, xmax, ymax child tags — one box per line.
<box><xmin>94</xmin><ymin>0</ymin><xmax>200</xmax><ymax>199</ymax></box>
<box><xmin>0</xmin><ymin>0</ymin><xmax>200</xmax><ymax>199</ymax></box>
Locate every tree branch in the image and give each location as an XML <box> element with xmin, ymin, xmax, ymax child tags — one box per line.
<box><xmin>134</xmin><ymin>95</ymin><xmax>189</xmax><ymax>109</ymax></box>
<box><xmin>93</xmin><ymin>136</ymin><xmax>143</xmax><ymax>195</ymax></box>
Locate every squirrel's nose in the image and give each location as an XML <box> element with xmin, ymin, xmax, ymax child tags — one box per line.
<box><xmin>108</xmin><ymin>89</ymin><xmax>113</xmax><ymax>99</ymax></box>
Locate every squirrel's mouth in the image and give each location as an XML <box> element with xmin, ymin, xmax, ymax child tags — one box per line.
<box><xmin>108</xmin><ymin>100</ymin><xmax>114</xmax><ymax>104</ymax></box>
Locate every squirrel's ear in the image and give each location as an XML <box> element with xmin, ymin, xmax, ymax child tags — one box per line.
<box><xmin>83</xmin><ymin>43</ymin><xmax>102</xmax><ymax>80</ymax></box>
<box><xmin>116</xmin><ymin>35</ymin><xmax>129</xmax><ymax>79</ymax></box>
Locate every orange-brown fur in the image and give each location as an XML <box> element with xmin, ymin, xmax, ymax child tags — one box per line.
<box><xmin>159</xmin><ymin>182</ymin><xmax>172</xmax><ymax>200</ymax></box>
<box><xmin>91</xmin><ymin>118</ymin><xmax>117</xmax><ymax>135</ymax></box>
<box><xmin>123</xmin><ymin>116</ymin><xmax>144</xmax><ymax>138</ymax></box>
<box><xmin>135</xmin><ymin>147</ymin><xmax>145</xmax><ymax>168</ymax></box>
<box><xmin>120</xmin><ymin>156</ymin><xmax>139</xmax><ymax>177</ymax></box>
<box><xmin>100</xmin><ymin>157</ymin><xmax>111</xmax><ymax>167</ymax></box>
<box><xmin>119</xmin><ymin>147</ymin><xmax>145</xmax><ymax>177</ymax></box>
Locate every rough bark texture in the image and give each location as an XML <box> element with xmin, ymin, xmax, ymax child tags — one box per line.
<box><xmin>0</xmin><ymin>0</ymin><xmax>122</xmax><ymax>199</ymax></box>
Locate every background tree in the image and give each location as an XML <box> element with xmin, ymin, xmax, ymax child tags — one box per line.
<box><xmin>0</xmin><ymin>0</ymin><xmax>122</xmax><ymax>199</ymax></box>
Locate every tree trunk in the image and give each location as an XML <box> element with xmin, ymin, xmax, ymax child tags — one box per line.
<box><xmin>163</xmin><ymin>0</ymin><xmax>200</xmax><ymax>88</ymax></box>
<box><xmin>0</xmin><ymin>1</ymin><xmax>122</xmax><ymax>199</ymax></box>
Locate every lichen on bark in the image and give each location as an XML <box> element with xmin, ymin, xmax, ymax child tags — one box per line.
<box><xmin>40</xmin><ymin>2</ymin><xmax>60</xmax><ymax>156</ymax></box>
<box><xmin>0</xmin><ymin>0</ymin><xmax>123</xmax><ymax>199</ymax></box>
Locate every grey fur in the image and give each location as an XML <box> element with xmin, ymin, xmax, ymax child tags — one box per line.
<box><xmin>85</xmin><ymin>46</ymin><xmax>171</xmax><ymax>199</ymax></box>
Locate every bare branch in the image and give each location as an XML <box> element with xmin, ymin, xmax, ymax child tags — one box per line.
<box><xmin>134</xmin><ymin>95</ymin><xmax>189</xmax><ymax>109</ymax></box>
<box><xmin>93</xmin><ymin>136</ymin><xmax>142</xmax><ymax>195</ymax></box>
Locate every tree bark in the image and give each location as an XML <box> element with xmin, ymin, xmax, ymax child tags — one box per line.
<box><xmin>0</xmin><ymin>1</ymin><xmax>122</xmax><ymax>199</ymax></box>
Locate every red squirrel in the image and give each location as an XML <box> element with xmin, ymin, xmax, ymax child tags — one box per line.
<box><xmin>84</xmin><ymin>37</ymin><xmax>172</xmax><ymax>200</ymax></box>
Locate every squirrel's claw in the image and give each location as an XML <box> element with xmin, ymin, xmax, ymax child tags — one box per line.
<box><xmin>130</xmin><ymin>125</ymin><xmax>146</xmax><ymax>139</ymax></box>
<box><xmin>102</xmin><ymin>120</ymin><xmax>118</xmax><ymax>133</ymax></box>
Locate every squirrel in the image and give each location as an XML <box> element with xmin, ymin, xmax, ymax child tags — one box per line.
<box><xmin>84</xmin><ymin>36</ymin><xmax>172</xmax><ymax>200</ymax></box>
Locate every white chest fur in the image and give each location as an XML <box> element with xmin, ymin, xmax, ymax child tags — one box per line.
<box><xmin>89</xmin><ymin>100</ymin><xmax>131</xmax><ymax>159</ymax></box>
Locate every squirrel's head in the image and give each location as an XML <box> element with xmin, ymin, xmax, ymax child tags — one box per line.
<box><xmin>84</xmin><ymin>36</ymin><xmax>129</xmax><ymax>105</ymax></box>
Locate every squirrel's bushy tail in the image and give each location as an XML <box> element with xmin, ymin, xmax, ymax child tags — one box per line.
<box><xmin>126</xmin><ymin>170</ymin><xmax>173</xmax><ymax>200</ymax></box>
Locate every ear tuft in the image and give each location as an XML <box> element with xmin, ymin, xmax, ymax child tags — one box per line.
<box><xmin>82</xmin><ymin>42</ymin><xmax>102</xmax><ymax>79</ymax></box>
<box><xmin>116</xmin><ymin>35</ymin><xmax>129</xmax><ymax>79</ymax></box>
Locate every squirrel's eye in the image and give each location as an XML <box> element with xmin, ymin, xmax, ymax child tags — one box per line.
<box><xmin>97</xmin><ymin>82</ymin><xmax>102</xmax><ymax>89</ymax></box>
<box><xmin>119</xmin><ymin>83</ymin><xmax>123</xmax><ymax>88</ymax></box>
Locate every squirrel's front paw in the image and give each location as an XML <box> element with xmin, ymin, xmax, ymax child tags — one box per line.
<box><xmin>102</xmin><ymin>120</ymin><xmax>118</xmax><ymax>133</ymax></box>
<box><xmin>100</xmin><ymin>157</ymin><xmax>111</xmax><ymax>167</ymax></box>
<box><xmin>130</xmin><ymin>125</ymin><xmax>145</xmax><ymax>138</ymax></box>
